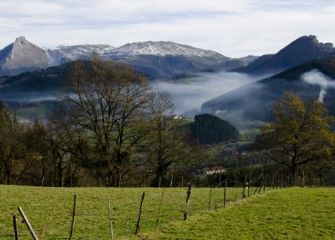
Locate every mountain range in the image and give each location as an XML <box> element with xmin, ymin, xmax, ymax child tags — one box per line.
<box><xmin>1</xmin><ymin>34</ymin><xmax>335</xmax><ymax>125</ymax></box>
<box><xmin>0</xmin><ymin>36</ymin><xmax>254</xmax><ymax>79</ymax></box>
<box><xmin>202</xmin><ymin>54</ymin><xmax>335</xmax><ymax>126</ymax></box>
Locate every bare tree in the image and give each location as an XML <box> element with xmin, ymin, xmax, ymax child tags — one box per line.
<box><xmin>0</xmin><ymin>103</ymin><xmax>23</xmax><ymax>184</ymax></box>
<box><xmin>147</xmin><ymin>92</ymin><xmax>189</xmax><ymax>187</ymax></box>
<box><xmin>62</xmin><ymin>57</ymin><xmax>151</xmax><ymax>186</ymax></box>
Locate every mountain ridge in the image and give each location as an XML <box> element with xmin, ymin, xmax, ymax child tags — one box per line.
<box><xmin>0</xmin><ymin>37</ymin><xmax>245</xmax><ymax>78</ymax></box>
<box><xmin>234</xmin><ymin>35</ymin><xmax>334</xmax><ymax>75</ymax></box>
<box><xmin>202</xmin><ymin>55</ymin><xmax>335</xmax><ymax>126</ymax></box>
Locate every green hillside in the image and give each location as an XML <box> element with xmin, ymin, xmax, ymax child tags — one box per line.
<box><xmin>0</xmin><ymin>186</ymin><xmax>334</xmax><ymax>239</ymax></box>
<box><xmin>146</xmin><ymin>188</ymin><xmax>335</xmax><ymax>239</ymax></box>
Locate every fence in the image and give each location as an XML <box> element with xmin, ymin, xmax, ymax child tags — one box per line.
<box><xmin>1</xmin><ymin>180</ymin><xmax>284</xmax><ymax>239</ymax></box>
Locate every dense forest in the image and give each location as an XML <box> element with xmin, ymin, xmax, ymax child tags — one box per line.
<box><xmin>190</xmin><ymin>114</ymin><xmax>239</xmax><ymax>144</ymax></box>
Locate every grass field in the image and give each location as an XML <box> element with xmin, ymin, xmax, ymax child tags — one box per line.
<box><xmin>145</xmin><ymin>188</ymin><xmax>335</xmax><ymax>240</ymax></box>
<box><xmin>0</xmin><ymin>186</ymin><xmax>334</xmax><ymax>239</ymax></box>
<box><xmin>0</xmin><ymin>185</ymin><xmax>241</xmax><ymax>239</ymax></box>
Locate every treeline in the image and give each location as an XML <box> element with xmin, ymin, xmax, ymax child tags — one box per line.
<box><xmin>2</xmin><ymin>58</ymin><xmax>331</xmax><ymax>188</ymax></box>
<box><xmin>190</xmin><ymin>114</ymin><xmax>239</xmax><ymax>145</ymax></box>
<box><xmin>0</xmin><ymin>58</ymin><xmax>208</xmax><ymax>187</ymax></box>
<box><xmin>0</xmin><ymin>58</ymin><xmax>243</xmax><ymax>187</ymax></box>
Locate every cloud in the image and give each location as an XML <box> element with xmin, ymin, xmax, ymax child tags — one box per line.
<box><xmin>150</xmin><ymin>71</ymin><xmax>260</xmax><ymax>113</ymax></box>
<box><xmin>302</xmin><ymin>70</ymin><xmax>335</xmax><ymax>102</ymax></box>
<box><xmin>0</xmin><ymin>0</ymin><xmax>334</xmax><ymax>57</ymax></box>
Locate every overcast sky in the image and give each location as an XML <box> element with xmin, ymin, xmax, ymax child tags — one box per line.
<box><xmin>1</xmin><ymin>0</ymin><xmax>335</xmax><ymax>57</ymax></box>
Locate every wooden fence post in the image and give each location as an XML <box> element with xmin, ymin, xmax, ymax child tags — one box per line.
<box><xmin>135</xmin><ymin>192</ymin><xmax>146</xmax><ymax>235</ymax></box>
<box><xmin>155</xmin><ymin>188</ymin><xmax>166</xmax><ymax>231</ymax></box>
<box><xmin>208</xmin><ymin>187</ymin><xmax>213</xmax><ymax>210</ymax></box>
<box><xmin>13</xmin><ymin>215</ymin><xmax>19</xmax><ymax>240</ymax></box>
<box><xmin>248</xmin><ymin>172</ymin><xmax>252</xmax><ymax>196</ymax></box>
<box><xmin>68</xmin><ymin>194</ymin><xmax>77</xmax><ymax>240</ymax></box>
<box><xmin>234</xmin><ymin>175</ymin><xmax>237</xmax><ymax>201</ymax></box>
<box><xmin>183</xmin><ymin>183</ymin><xmax>192</xmax><ymax>220</ymax></box>
<box><xmin>108</xmin><ymin>196</ymin><xmax>114</xmax><ymax>240</ymax></box>
<box><xmin>18</xmin><ymin>207</ymin><xmax>39</xmax><ymax>240</ymax></box>
<box><xmin>224</xmin><ymin>178</ymin><xmax>227</xmax><ymax>207</ymax></box>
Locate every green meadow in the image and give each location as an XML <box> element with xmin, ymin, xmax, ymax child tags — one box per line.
<box><xmin>0</xmin><ymin>186</ymin><xmax>334</xmax><ymax>239</ymax></box>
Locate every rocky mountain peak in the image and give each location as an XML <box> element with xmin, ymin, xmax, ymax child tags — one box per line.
<box><xmin>14</xmin><ymin>36</ymin><xmax>28</xmax><ymax>44</ymax></box>
<box><xmin>0</xmin><ymin>36</ymin><xmax>49</xmax><ymax>74</ymax></box>
<box><xmin>278</xmin><ymin>35</ymin><xmax>334</xmax><ymax>55</ymax></box>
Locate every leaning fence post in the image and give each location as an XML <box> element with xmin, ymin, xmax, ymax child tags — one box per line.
<box><xmin>155</xmin><ymin>188</ymin><xmax>166</xmax><ymax>231</ymax></box>
<box><xmin>18</xmin><ymin>207</ymin><xmax>39</xmax><ymax>240</ymax></box>
<box><xmin>183</xmin><ymin>183</ymin><xmax>192</xmax><ymax>220</ymax></box>
<box><xmin>68</xmin><ymin>194</ymin><xmax>77</xmax><ymax>240</ymax></box>
<box><xmin>224</xmin><ymin>178</ymin><xmax>227</xmax><ymax>207</ymax></box>
<box><xmin>135</xmin><ymin>192</ymin><xmax>146</xmax><ymax>235</ymax></box>
<box><xmin>13</xmin><ymin>215</ymin><xmax>19</xmax><ymax>240</ymax></box>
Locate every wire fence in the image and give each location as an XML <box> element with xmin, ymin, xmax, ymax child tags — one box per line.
<box><xmin>1</xmin><ymin>181</ymin><xmax>284</xmax><ymax>239</ymax></box>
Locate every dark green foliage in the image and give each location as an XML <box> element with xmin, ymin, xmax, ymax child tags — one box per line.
<box><xmin>190</xmin><ymin>114</ymin><xmax>239</xmax><ymax>145</ymax></box>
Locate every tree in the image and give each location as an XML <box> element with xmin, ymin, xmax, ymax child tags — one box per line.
<box><xmin>0</xmin><ymin>103</ymin><xmax>23</xmax><ymax>184</ymax></box>
<box><xmin>255</xmin><ymin>92</ymin><xmax>335</xmax><ymax>185</ymax></box>
<box><xmin>62</xmin><ymin>57</ymin><xmax>150</xmax><ymax>186</ymax></box>
<box><xmin>146</xmin><ymin>92</ymin><xmax>189</xmax><ymax>186</ymax></box>
<box><xmin>191</xmin><ymin>114</ymin><xmax>239</xmax><ymax>145</ymax></box>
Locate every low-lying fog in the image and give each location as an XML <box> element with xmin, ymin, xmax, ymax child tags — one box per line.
<box><xmin>151</xmin><ymin>71</ymin><xmax>261</xmax><ymax>114</ymax></box>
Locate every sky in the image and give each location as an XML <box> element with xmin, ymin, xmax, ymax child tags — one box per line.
<box><xmin>1</xmin><ymin>0</ymin><xmax>335</xmax><ymax>57</ymax></box>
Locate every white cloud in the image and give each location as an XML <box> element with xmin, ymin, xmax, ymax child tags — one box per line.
<box><xmin>0</xmin><ymin>0</ymin><xmax>334</xmax><ymax>57</ymax></box>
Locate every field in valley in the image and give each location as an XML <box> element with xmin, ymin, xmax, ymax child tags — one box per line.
<box><xmin>0</xmin><ymin>186</ymin><xmax>334</xmax><ymax>239</ymax></box>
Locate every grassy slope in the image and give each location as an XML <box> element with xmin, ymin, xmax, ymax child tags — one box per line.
<box><xmin>0</xmin><ymin>186</ymin><xmax>240</xmax><ymax>239</ymax></box>
<box><xmin>1</xmin><ymin>187</ymin><xmax>335</xmax><ymax>239</ymax></box>
<box><xmin>145</xmin><ymin>188</ymin><xmax>335</xmax><ymax>240</ymax></box>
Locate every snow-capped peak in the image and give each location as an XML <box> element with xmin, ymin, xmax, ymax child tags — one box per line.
<box><xmin>109</xmin><ymin>41</ymin><xmax>224</xmax><ymax>58</ymax></box>
<box><xmin>47</xmin><ymin>44</ymin><xmax>114</xmax><ymax>66</ymax></box>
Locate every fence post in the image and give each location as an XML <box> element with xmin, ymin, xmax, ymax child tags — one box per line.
<box><xmin>208</xmin><ymin>187</ymin><xmax>213</xmax><ymax>210</ymax></box>
<box><xmin>108</xmin><ymin>196</ymin><xmax>114</xmax><ymax>240</ymax></box>
<box><xmin>224</xmin><ymin>178</ymin><xmax>227</xmax><ymax>207</ymax></box>
<box><xmin>234</xmin><ymin>174</ymin><xmax>237</xmax><ymax>201</ymax></box>
<box><xmin>135</xmin><ymin>192</ymin><xmax>146</xmax><ymax>235</ymax></box>
<box><xmin>18</xmin><ymin>207</ymin><xmax>39</xmax><ymax>240</ymax></box>
<box><xmin>155</xmin><ymin>188</ymin><xmax>166</xmax><ymax>231</ymax></box>
<box><xmin>183</xmin><ymin>183</ymin><xmax>192</xmax><ymax>220</ymax></box>
<box><xmin>13</xmin><ymin>215</ymin><xmax>19</xmax><ymax>240</ymax></box>
<box><xmin>249</xmin><ymin>172</ymin><xmax>252</xmax><ymax>196</ymax></box>
<box><xmin>68</xmin><ymin>194</ymin><xmax>77</xmax><ymax>240</ymax></box>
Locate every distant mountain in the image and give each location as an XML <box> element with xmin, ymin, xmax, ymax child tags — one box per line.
<box><xmin>235</xmin><ymin>35</ymin><xmax>334</xmax><ymax>75</ymax></box>
<box><xmin>104</xmin><ymin>41</ymin><xmax>243</xmax><ymax>79</ymax></box>
<box><xmin>0</xmin><ymin>36</ymin><xmax>49</xmax><ymax>75</ymax></box>
<box><xmin>0</xmin><ymin>62</ymin><xmax>73</xmax><ymax>102</ymax></box>
<box><xmin>0</xmin><ymin>37</ymin><xmax>256</xmax><ymax>79</ymax></box>
<box><xmin>47</xmin><ymin>44</ymin><xmax>114</xmax><ymax>66</ymax></box>
<box><xmin>212</xmin><ymin>55</ymin><xmax>258</xmax><ymax>72</ymax></box>
<box><xmin>202</xmin><ymin>55</ymin><xmax>335</xmax><ymax>125</ymax></box>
